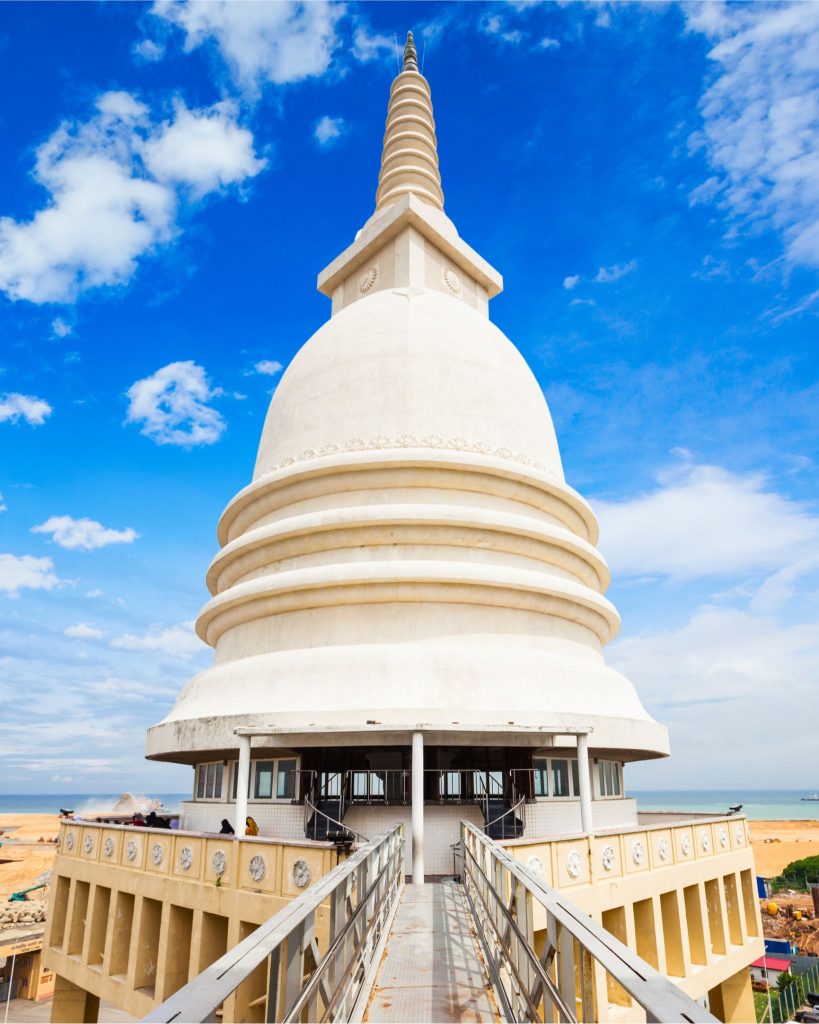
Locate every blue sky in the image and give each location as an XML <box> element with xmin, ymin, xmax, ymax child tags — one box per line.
<box><xmin>1</xmin><ymin>1</ymin><xmax>818</xmax><ymax>796</ymax></box>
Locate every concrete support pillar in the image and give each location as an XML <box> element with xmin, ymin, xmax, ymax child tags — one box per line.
<box><xmin>51</xmin><ymin>975</ymin><xmax>99</xmax><ymax>1023</ymax></box>
<box><xmin>411</xmin><ymin>731</ymin><xmax>424</xmax><ymax>885</ymax></box>
<box><xmin>235</xmin><ymin>734</ymin><xmax>251</xmax><ymax>835</ymax></box>
<box><xmin>577</xmin><ymin>733</ymin><xmax>594</xmax><ymax>839</ymax></box>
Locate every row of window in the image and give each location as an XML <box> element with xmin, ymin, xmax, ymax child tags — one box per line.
<box><xmin>531</xmin><ymin>757</ymin><xmax>622</xmax><ymax>800</ymax></box>
<box><xmin>195</xmin><ymin>758</ymin><xmax>298</xmax><ymax>802</ymax></box>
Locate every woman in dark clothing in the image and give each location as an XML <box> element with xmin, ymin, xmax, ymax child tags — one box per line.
<box><xmin>219</xmin><ymin>819</ymin><xmax>234</xmax><ymax>834</ymax></box>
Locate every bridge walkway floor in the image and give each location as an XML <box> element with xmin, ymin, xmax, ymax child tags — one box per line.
<box><xmin>362</xmin><ymin>879</ymin><xmax>500</xmax><ymax>1023</ymax></box>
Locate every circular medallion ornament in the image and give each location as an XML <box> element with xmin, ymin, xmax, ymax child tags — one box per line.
<box><xmin>657</xmin><ymin>838</ymin><xmax>670</xmax><ymax>862</ymax></box>
<box><xmin>566</xmin><ymin>850</ymin><xmax>582</xmax><ymax>879</ymax></box>
<box><xmin>65</xmin><ymin>831</ymin><xmax>75</xmax><ymax>851</ymax></box>
<box><xmin>179</xmin><ymin>846</ymin><xmax>193</xmax><ymax>872</ymax></box>
<box><xmin>83</xmin><ymin>835</ymin><xmax>94</xmax><ymax>854</ymax></box>
<box><xmin>212</xmin><ymin>850</ymin><xmax>227</xmax><ymax>877</ymax></box>
<box><xmin>680</xmin><ymin>835</ymin><xmax>691</xmax><ymax>856</ymax></box>
<box><xmin>718</xmin><ymin>827</ymin><xmax>728</xmax><ymax>849</ymax></box>
<box><xmin>735</xmin><ymin>824</ymin><xmax>745</xmax><ymax>845</ymax></box>
<box><xmin>631</xmin><ymin>841</ymin><xmax>645</xmax><ymax>867</ymax></box>
<box><xmin>249</xmin><ymin>854</ymin><xmax>267</xmax><ymax>882</ymax></box>
<box><xmin>151</xmin><ymin>842</ymin><xmax>164</xmax><ymax>867</ymax></box>
<box><xmin>359</xmin><ymin>265</ymin><xmax>378</xmax><ymax>294</ymax></box>
<box><xmin>104</xmin><ymin>837</ymin><xmax>115</xmax><ymax>859</ymax></box>
<box><xmin>443</xmin><ymin>267</ymin><xmax>462</xmax><ymax>295</ymax></box>
<box><xmin>700</xmin><ymin>830</ymin><xmax>711</xmax><ymax>853</ymax></box>
<box><xmin>601</xmin><ymin>845</ymin><xmax>616</xmax><ymax>872</ymax></box>
<box><xmin>292</xmin><ymin>859</ymin><xmax>311</xmax><ymax>889</ymax></box>
<box><xmin>526</xmin><ymin>855</ymin><xmax>543</xmax><ymax>877</ymax></box>
<box><xmin>126</xmin><ymin>839</ymin><xmax>138</xmax><ymax>863</ymax></box>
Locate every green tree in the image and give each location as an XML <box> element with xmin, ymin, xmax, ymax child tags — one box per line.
<box><xmin>769</xmin><ymin>855</ymin><xmax>819</xmax><ymax>892</ymax></box>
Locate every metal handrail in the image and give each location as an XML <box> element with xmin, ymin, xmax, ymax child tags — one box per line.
<box><xmin>460</xmin><ymin>821</ymin><xmax>717</xmax><ymax>1024</ymax></box>
<box><xmin>143</xmin><ymin>825</ymin><xmax>403</xmax><ymax>1024</ymax></box>
<box><xmin>303</xmin><ymin>794</ymin><xmax>368</xmax><ymax>844</ymax></box>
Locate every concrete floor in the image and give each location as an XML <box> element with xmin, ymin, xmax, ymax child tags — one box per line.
<box><xmin>364</xmin><ymin>880</ymin><xmax>499</xmax><ymax>1023</ymax></box>
<box><xmin>1</xmin><ymin>997</ymin><xmax>136</xmax><ymax>1023</ymax></box>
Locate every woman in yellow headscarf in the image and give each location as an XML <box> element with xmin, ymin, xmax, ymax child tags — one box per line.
<box><xmin>245</xmin><ymin>816</ymin><xmax>259</xmax><ymax>836</ymax></box>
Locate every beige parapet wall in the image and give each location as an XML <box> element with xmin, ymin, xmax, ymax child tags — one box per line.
<box><xmin>502</xmin><ymin>814</ymin><xmax>763</xmax><ymax>1022</ymax></box>
<box><xmin>42</xmin><ymin>821</ymin><xmax>340</xmax><ymax>1022</ymax></box>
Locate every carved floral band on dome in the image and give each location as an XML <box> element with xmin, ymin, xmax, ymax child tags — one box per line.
<box><xmin>262</xmin><ymin>435</ymin><xmax>557</xmax><ymax>481</ymax></box>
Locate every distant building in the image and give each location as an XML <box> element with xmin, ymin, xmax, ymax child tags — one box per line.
<box><xmin>44</xmin><ymin>32</ymin><xmax>763</xmax><ymax>1024</ymax></box>
<box><xmin>750</xmin><ymin>956</ymin><xmax>791</xmax><ymax>987</ymax></box>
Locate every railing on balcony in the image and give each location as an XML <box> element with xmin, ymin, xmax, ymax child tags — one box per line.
<box><xmin>143</xmin><ymin>825</ymin><xmax>404</xmax><ymax>1024</ymax></box>
<box><xmin>460</xmin><ymin>821</ymin><xmax>716</xmax><ymax>1023</ymax></box>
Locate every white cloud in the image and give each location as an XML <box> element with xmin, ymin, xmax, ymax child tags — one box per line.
<box><xmin>479</xmin><ymin>13</ymin><xmax>525</xmax><ymax>45</ymax></box>
<box><xmin>563</xmin><ymin>274</ymin><xmax>580</xmax><ymax>290</ymax></box>
<box><xmin>86</xmin><ymin>588</ymin><xmax>103</xmax><ymax>598</ymax></box>
<box><xmin>125</xmin><ymin>360</ymin><xmax>226</xmax><ymax>447</ymax></box>
<box><xmin>32</xmin><ymin>515</ymin><xmax>139</xmax><ymax>551</ymax></box>
<box><xmin>0</xmin><ymin>91</ymin><xmax>263</xmax><ymax>304</ymax></box>
<box><xmin>142</xmin><ymin>100</ymin><xmax>265</xmax><ymax>198</ymax></box>
<box><xmin>314</xmin><ymin>115</ymin><xmax>345</xmax><ymax>147</ymax></box>
<box><xmin>64</xmin><ymin>623</ymin><xmax>104</xmax><ymax>640</ymax></box>
<box><xmin>0</xmin><ymin>392</ymin><xmax>53</xmax><ymax>426</ymax></box>
<box><xmin>594</xmin><ymin>260</ymin><xmax>637</xmax><ymax>283</ymax></box>
<box><xmin>686</xmin><ymin>2</ymin><xmax>819</xmax><ymax>267</ymax></box>
<box><xmin>596</xmin><ymin>462</ymin><xmax>819</xmax><ymax>582</ymax></box>
<box><xmin>111</xmin><ymin>620</ymin><xmax>204</xmax><ymax>659</ymax></box>
<box><xmin>536</xmin><ymin>37</ymin><xmax>560</xmax><ymax>50</ymax></box>
<box><xmin>610</xmin><ymin>606</ymin><xmax>819</xmax><ymax>785</ymax></box>
<box><xmin>0</xmin><ymin>493</ymin><xmax>6</xmax><ymax>513</ymax></box>
<box><xmin>0</xmin><ymin>554</ymin><xmax>60</xmax><ymax>596</ymax></box>
<box><xmin>151</xmin><ymin>0</ymin><xmax>343</xmax><ymax>91</ymax></box>
<box><xmin>254</xmin><ymin>359</ymin><xmax>283</xmax><ymax>376</ymax></box>
<box><xmin>51</xmin><ymin>317</ymin><xmax>72</xmax><ymax>337</ymax></box>
<box><xmin>133</xmin><ymin>38</ymin><xmax>165</xmax><ymax>62</ymax></box>
<box><xmin>351</xmin><ymin>25</ymin><xmax>395</xmax><ymax>64</ymax></box>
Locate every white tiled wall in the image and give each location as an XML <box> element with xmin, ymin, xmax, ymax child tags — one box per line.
<box><xmin>180</xmin><ymin>800</ymin><xmax>305</xmax><ymax>840</ymax></box>
<box><xmin>523</xmin><ymin>797</ymin><xmax>638</xmax><ymax>838</ymax></box>
<box><xmin>344</xmin><ymin>804</ymin><xmax>484</xmax><ymax>876</ymax></box>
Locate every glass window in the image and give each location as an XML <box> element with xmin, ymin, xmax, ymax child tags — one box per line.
<box><xmin>571</xmin><ymin>759</ymin><xmax>580</xmax><ymax>797</ymax></box>
<box><xmin>255</xmin><ymin>761</ymin><xmax>274</xmax><ymax>799</ymax></box>
<box><xmin>604</xmin><ymin>761</ymin><xmax>613</xmax><ymax>797</ymax></box>
<box><xmin>551</xmin><ymin>759</ymin><xmax>570</xmax><ymax>797</ymax></box>
<box><xmin>277</xmin><ymin>759</ymin><xmax>297</xmax><ymax>799</ymax></box>
<box><xmin>613</xmin><ymin>763</ymin><xmax>621</xmax><ymax>796</ymax></box>
<box><xmin>533</xmin><ymin>759</ymin><xmax>548</xmax><ymax>797</ymax></box>
<box><xmin>196</xmin><ymin>765</ymin><xmax>205</xmax><ymax>799</ymax></box>
<box><xmin>205</xmin><ymin>763</ymin><xmax>216</xmax><ymax>799</ymax></box>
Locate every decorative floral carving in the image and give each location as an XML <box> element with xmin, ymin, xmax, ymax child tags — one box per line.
<box><xmin>179</xmin><ymin>846</ymin><xmax>193</xmax><ymax>872</ymax></box>
<box><xmin>735</xmin><ymin>824</ymin><xmax>745</xmax><ymax>845</ymax></box>
<box><xmin>266</xmin><ymin>436</ymin><xmax>557</xmax><ymax>481</ymax></box>
<box><xmin>601</xmin><ymin>845</ymin><xmax>616</xmax><ymax>872</ymax></box>
<box><xmin>126</xmin><ymin>839</ymin><xmax>138</xmax><ymax>863</ymax></box>
<box><xmin>83</xmin><ymin>835</ymin><xmax>94</xmax><ymax>855</ymax></box>
<box><xmin>151</xmin><ymin>842</ymin><xmax>164</xmax><ymax>867</ymax></box>
<box><xmin>443</xmin><ymin>267</ymin><xmax>462</xmax><ymax>295</ymax></box>
<box><xmin>700</xmin><ymin>830</ymin><xmax>711</xmax><ymax>853</ymax></box>
<box><xmin>104</xmin><ymin>837</ymin><xmax>115</xmax><ymax>859</ymax></box>
<box><xmin>566</xmin><ymin>850</ymin><xmax>582</xmax><ymax>879</ymax></box>
<box><xmin>65</xmin><ymin>832</ymin><xmax>75</xmax><ymax>851</ymax></box>
<box><xmin>359</xmin><ymin>266</ymin><xmax>378</xmax><ymax>294</ymax></box>
<box><xmin>292</xmin><ymin>858</ymin><xmax>311</xmax><ymax>889</ymax></box>
<box><xmin>718</xmin><ymin>827</ymin><xmax>728</xmax><ymax>849</ymax></box>
<box><xmin>526</xmin><ymin>855</ymin><xmax>543</xmax><ymax>877</ymax></box>
<box><xmin>249</xmin><ymin>854</ymin><xmax>267</xmax><ymax>883</ymax></box>
<box><xmin>631</xmin><ymin>841</ymin><xmax>645</xmax><ymax>866</ymax></box>
<box><xmin>212</xmin><ymin>850</ymin><xmax>227</xmax><ymax>877</ymax></box>
<box><xmin>657</xmin><ymin>838</ymin><xmax>670</xmax><ymax>862</ymax></box>
<box><xmin>680</xmin><ymin>835</ymin><xmax>692</xmax><ymax>856</ymax></box>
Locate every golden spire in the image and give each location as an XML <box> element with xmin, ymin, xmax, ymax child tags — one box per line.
<box><xmin>375</xmin><ymin>31</ymin><xmax>444</xmax><ymax>212</ymax></box>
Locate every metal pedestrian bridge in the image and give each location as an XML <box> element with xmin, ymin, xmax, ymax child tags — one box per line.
<box><xmin>143</xmin><ymin>823</ymin><xmax>717</xmax><ymax>1024</ymax></box>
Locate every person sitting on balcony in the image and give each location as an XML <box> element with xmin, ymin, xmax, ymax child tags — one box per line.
<box><xmin>219</xmin><ymin>819</ymin><xmax>234</xmax><ymax>834</ymax></box>
<box><xmin>245</xmin><ymin>816</ymin><xmax>259</xmax><ymax>836</ymax></box>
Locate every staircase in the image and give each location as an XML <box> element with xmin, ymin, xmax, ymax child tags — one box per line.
<box><xmin>305</xmin><ymin>796</ymin><xmax>357</xmax><ymax>843</ymax></box>
<box><xmin>483</xmin><ymin>797</ymin><xmax>524</xmax><ymax>840</ymax></box>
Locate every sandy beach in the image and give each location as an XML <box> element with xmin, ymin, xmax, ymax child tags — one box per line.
<box><xmin>748</xmin><ymin>818</ymin><xmax>819</xmax><ymax>878</ymax></box>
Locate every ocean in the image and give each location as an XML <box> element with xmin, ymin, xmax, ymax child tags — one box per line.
<box><xmin>0</xmin><ymin>794</ymin><xmax>188</xmax><ymax>815</ymax></box>
<box><xmin>1</xmin><ymin>790</ymin><xmax>817</xmax><ymax>820</ymax></box>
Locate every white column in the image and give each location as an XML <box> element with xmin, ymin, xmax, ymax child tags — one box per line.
<box><xmin>235</xmin><ymin>734</ymin><xmax>251</xmax><ymax>836</ymax></box>
<box><xmin>577</xmin><ymin>733</ymin><xmax>594</xmax><ymax>839</ymax></box>
<box><xmin>411</xmin><ymin>731</ymin><xmax>424</xmax><ymax>885</ymax></box>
